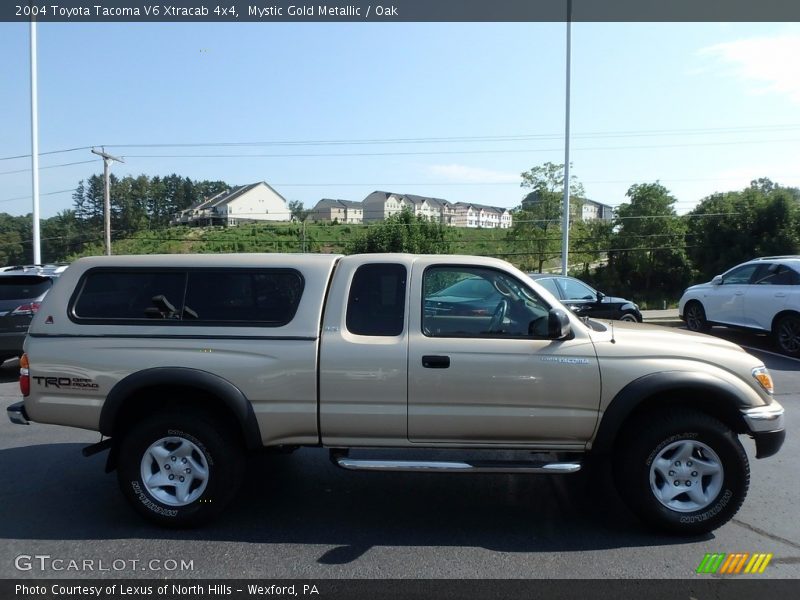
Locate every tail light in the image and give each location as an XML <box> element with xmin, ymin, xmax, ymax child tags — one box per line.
<box><xmin>19</xmin><ymin>353</ymin><xmax>30</xmax><ymax>397</ymax></box>
<box><xmin>11</xmin><ymin>302</ymin><xmax>41</xmax><ymax>316</ymax></box>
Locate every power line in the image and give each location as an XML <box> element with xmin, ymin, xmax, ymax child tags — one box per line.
<box><xmin>119</xmin><ymin>137</ymin><xmax>800</xmax><ymax>160</ymax></box>
<box><xmin>97</xmin><ymin>123</ymin><xmax>800</xmax><ymax>148</ymax></box>
<box><xmin>0</xmin><ymin>159</ymin><xmax>97</xmax><ymax>177</ymax></box>
<box><xmin>0</xmin><ymin>146</ymin><xmax>92</xmax><ymax>162</ymax></box>
<box><xmin>0</xmin><ymin>189</ymin><xmax>74</xmax><ymax>204</ymax></box>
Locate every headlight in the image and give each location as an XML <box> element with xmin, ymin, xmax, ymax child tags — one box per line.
<box><xmin>752</xmin><ymin>366</ymin><xmax>774</xmax><ymax>395</ymax></box>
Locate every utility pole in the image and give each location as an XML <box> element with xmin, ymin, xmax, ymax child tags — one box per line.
<box><xmin>561</xmin><ymin>0</ymin><xmax>573</xmax><ymax>275</ymax></box>
<box><xmin>30</xmin><ymin>20</ymin><xmax>41</xmax><ymax>265</ymax></box>
<box><xmin>91</xmin><ymin>147</ymin><xmax>124</xmax><ymax>255</ymax></box>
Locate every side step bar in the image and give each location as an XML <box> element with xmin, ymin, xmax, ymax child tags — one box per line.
<box><xmin>331</xmin><ymin>452</ymin><xmax>581</xmax><ymax>474</ymax></box>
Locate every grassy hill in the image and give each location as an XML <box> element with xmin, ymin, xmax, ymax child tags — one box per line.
<box><xmin>70</xmin><ymin>221</ymin><xmax>517</xmax><ymax>263</ymax></box>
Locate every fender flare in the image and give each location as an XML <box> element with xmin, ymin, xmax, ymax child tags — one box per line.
<box><xmin>591</xmin><ymin>371</ymin><xmax>750</xmax><ymax>454</ymax></box>
<box><xmin>99</xmin><ymin>367</ymin><xmax>262</xmax><ymax>450</ymax></box>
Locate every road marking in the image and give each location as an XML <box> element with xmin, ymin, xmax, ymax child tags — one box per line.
<box><xmin>739</xmin><ymin>345</ymin><xmax>800</xmax><ymax>364</ymax></box>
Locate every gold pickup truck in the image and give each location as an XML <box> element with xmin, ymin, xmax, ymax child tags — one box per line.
<box><xmin>8</xmin><ymin>253</ymin><xmax>784</xmax><ymax>533</ymax></box>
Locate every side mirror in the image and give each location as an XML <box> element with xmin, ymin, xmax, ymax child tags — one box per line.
<box><xmin>711</xmin><ymin>275</ymin><xmax>723</xmax><ymax>285</ymax></box>
<box><xmin>596</xmin><ymin>291</ymin><xmax>605</xmax><ymax>302</ymax></box>
<box><xmin>548</xmin><ymin>308</ymin><xmax>572</xmax><ymax>339</ymax></box>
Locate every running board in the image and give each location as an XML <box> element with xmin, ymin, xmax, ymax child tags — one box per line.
<box><xmin>330</xmin><ymin>453</ymin><xmax>581</xmax><ymax>474</ymax></box>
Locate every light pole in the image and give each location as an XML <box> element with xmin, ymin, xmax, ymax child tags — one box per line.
<box><xmin>561</xmin><ymin>0</ymin><xmax>573</xmax><ymax>275</ymax></box>
<box><xmin>30</xmin><ymin>20</ymin><xmax>41</xmax><ymax>264</ymax></box>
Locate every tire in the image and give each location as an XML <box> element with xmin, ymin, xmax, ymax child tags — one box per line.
<box><xmin>684</xmin><ymin>301</ymin><xmax>710</xmax><ymax>333</ymax></box>
<box><xmin>614</xmin><ymin>410</ymin><xmax>749</xmax><ymax>535</ymax></box>
<box><xmin>619</xmin><ymin>312</ymin><xmax>639</xmax><ymax>323</ymax></box>
<box><xmin>117</xmin><ymin>411</ymin><xmax>245</xmax><ymax>527</ymax></box>
<box><xmin>774</xmin><ymin>314</ymin><xmax>800</xmax><ymax>357</ymax></box>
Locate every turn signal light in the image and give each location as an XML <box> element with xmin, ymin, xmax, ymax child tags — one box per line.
<box><xmin>752</xmin><ymin>367</ymin><xmax>774</xmax><ymax>395</ymax></box>
<box><xmin>19</xmin><ymin>353</ymin><xmax>30</xmax><ymax>397</ymax></box>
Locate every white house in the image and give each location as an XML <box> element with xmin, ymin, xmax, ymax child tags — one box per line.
<box><xmin>172</xmin><ymin>182</ymin><xmax>290</xmax><ymax>226</ymax></box>
<box><xmin>362</xmin><ymin>191</ymin><xmax>457</xmax><ymax>224</ymax></box>
<box><xmin>361</xmin><ymin>191</ymin><xmax>408</xmax><ymax>223</ymax></box>
<box><xmin>452</xmin><ymin>203</ymin><xmax>512</xmax><ymax>229</ymax></box>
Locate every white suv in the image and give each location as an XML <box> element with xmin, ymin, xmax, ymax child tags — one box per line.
<box><xmin>679</xmin><ymin>256</ymin><xmax>800</xmax><ymax>356</ymax></box>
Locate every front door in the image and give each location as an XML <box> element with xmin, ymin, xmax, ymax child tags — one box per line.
<box><xmin>408</xmin><ymin>260</ymin><xmax>601</xmax><ymax>448</ymax></box>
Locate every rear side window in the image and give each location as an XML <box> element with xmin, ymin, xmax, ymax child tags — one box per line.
<box><xmin>72</xmin><ymin>269</ymin><xmax>304</xmax><ymax>326</ymax></box>
<box><xmin>0</xmin><ymin>276</ymin><xmax>52</xmax><ymax>300</ymax></box>
<box><xmin>73</xmin><ymin>271</ymin><xmax>186</xmax><ymax>320</ymax></box>
<box><xmin>755</xmin><ymin>264</ymin><xmax>800</xmax><ymax>286</ymax></box>
<box><xmin>346</xmin><ymin>264</ymin><xmax>407</xmax><ymax>336</ymax></box>
<box><xmin>534</xmin><ymin>278</ymin><xmax>560</xmax><ymax>298</ymax></box>
<box><xmin>183</xmin><ymin>270</ymin><xmax>303</xmax><ymax>324</ymax></box>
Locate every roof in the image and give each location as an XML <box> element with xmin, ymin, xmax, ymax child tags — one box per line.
<box><xmin>362</xmin><ymin>191</ymin><xmax>455</xmax><ymax>210</ymax></box>
<box><xmin>583</xmin><ymin>198</ymin><xmax>614</xmax><ymax>210</ymax></box>
<box><xmin>190</xmin><ymin>182</ymin><xmax>287</xmax><ymax>211</ymax></box>
<box><xmin>314</xmin><ymin>198</ymin><xmax>363</xmax><ymax>210</ymax></box>
<box><xmin>402</xmin><ymin>194</ymin><xmax>451</xmax><ymax>209</ymax></box>
<box><xmin>362</xmin><ymin>191</ymin><xmax>394</xmax><ymax>204</ymax></box>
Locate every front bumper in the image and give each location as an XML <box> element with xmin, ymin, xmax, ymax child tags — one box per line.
<box><xmin>752</xmin><ymin>429</ymin><xmax>785</xmax><ymax>459</ymax></box>
<box><xmin>741</xmin><ymin>402</ymin><xmax>785</xmax><ymax>458</ymax></box>
<box><xmin>7</xmin><ymin>401</ymin><xmax>29</xmax><ymax>425</ymax></box>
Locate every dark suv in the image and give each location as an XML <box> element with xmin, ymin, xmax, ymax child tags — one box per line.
<box><xmin>0</xmin><ymin>266</ymin><xmax>65</xmax><ymax>363</ymax></box>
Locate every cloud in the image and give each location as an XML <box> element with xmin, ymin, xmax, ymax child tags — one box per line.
<box><xmin>699</xmin><ymin>34</ymin><xmax>800</xmax><ymax>103</ymax></box>
<box><xmin>427</xmin><ymin>163</ymin><xmax>520</xmax><ymax>183</ymax></box>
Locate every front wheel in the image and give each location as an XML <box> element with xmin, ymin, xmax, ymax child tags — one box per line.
<box><xmin>614</xmin><ymin>410</ymin><xmax>749</xmax><ymax>535</ymax></box>
<box><xmin>684</xmin><ymin>301</ymin><xmax>710</xmax><ymax>333</ymax></box>
<box><xmin>117</xmin><ymin>412</ymin><xmax>245</xmax><ymax>527</ymax></box>
<box><xmin>619</xmin><ymin>312</ymin><xmax>640</xmax><ymax>323</ymax></box>
<box><xmin>774</xmin><ymin>314</ymin><xmax>800</xmax><ymax>357</ymax></box>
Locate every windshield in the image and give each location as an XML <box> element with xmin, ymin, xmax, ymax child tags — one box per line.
<box><xmin>0</xmin><ymin>276</ymin><xmax>52</xmax><ymax>300</ymax></box>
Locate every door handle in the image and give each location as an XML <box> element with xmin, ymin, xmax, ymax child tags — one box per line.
<box><xmin>422</xmin><ymin>355</ymin><xmax>450</xmax><ymax>369</ymax></box>
<box><xmin>774</xmin><ymin>293</ymin><xmax>786</xmax><ymax>298</ymax></box>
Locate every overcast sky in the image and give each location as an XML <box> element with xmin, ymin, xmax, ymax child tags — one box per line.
<box><xmin>1</xmin><ymin>21</ymin><xmax>799</xmax><ymax>218</ymax></box>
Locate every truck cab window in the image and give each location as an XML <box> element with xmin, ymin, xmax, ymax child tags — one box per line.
<box><xmin>423</xmin><ymin>267</ymin><xmax>550</xmax><ymax>338</ymax></box>
<box><xmin>346</xmin><ymin>264</ymin><xmax>407</xmax><ymax>336</ymax></box>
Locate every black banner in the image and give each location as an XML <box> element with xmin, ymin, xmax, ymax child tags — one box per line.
<box><xmin>4</xmin><ymin>0</ymin><xmax>800</xmax><ymax>23</ymax></box>
<box><xmin>3</xmin><ymin>579</ymin><xmax>800</xmax><ymax>600</ymax></box>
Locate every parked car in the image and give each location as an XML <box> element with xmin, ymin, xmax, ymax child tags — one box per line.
<box><xmin>679</xmin><ymin>256</ymin><xmax>800</xmax><ymax>357</ymax></box>
<box><xmin>527</xmin><ymin>274</ymin><xmax>642</xmax><ymax>322</ymax></box>
<box><xmin>0</xmin><ymin>265</ymin><xmax>67</xmax><ymax>363</ymax></box>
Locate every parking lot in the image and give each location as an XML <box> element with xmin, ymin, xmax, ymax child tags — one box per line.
<box><xmin>0</xmin><ymin>326</ymin><xmax>798</xmax><ymax>580</ymax></box>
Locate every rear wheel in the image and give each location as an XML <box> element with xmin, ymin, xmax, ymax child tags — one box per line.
<box><xmin>614</xmin><ymin>410</ymin><xmax>749</xmax><ymax>535</ymax></box>
<box><xmin>117</xmin><ymin>411</ymin><xmax>245</xmax><ymax>527</ymax></box>
<box><xmin>684</xmin><ymin>301</ymin><xmax>710</xmax><ymax>333</ymax></box>
<box><xmin>774</xmin><ymin>314</ymin><xmax>800</xmax><ymax>357</ymax></box>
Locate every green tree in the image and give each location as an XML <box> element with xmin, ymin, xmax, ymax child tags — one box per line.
<box><xmin>570</xmin><ymin>218</ymin><xmax>614</xmax><ymax>275</ymax></box>
<box><xmin>41</xmin><ymin>210</ymin><xmax>84</xmax><ymax>262</ymax></box>
<box><xmin>347</xmin><ymin>208</ymin><xmax>450</xmax><ymax>254</ymax></box>
<box><xmin>0</xmin><ymin>213</ymin><xmax>29</xmax><ymax>265</ymax></box>
<box><xmin>288</xmin><ymin>200</ymin><xmax>310</xmax><ymax>222</ymax></box>
<box><xmin>507</xmin><ymin>162</ymin><xmax>585</xmax><ymax>272</ymax></box>
<box><xmin>687</xmin><ymin>180</ymin><xmax>800</xmax><ymax>279</ymax></box>
<box><xmin>609</xmin><ymin>182</ymin><xmax>691</xmax><ymax>302</ymax></box>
